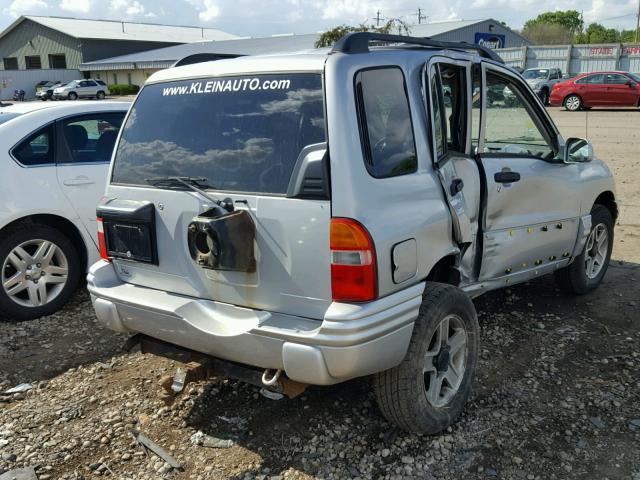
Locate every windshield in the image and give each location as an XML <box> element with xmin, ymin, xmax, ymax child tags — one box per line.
<box><xmin>0</xmin><ymin>112</ymin><xmax>22</xmax><ymax>126</ymax></box>
<box><xmin>112</xmin><ymin>73</ymin><xmax>326</xmax><ymax>195</ymax></box>
<box><xmin>523</xmin><ymin>70</ymin><xmax>549</xmax><ymax>80</ymax></box>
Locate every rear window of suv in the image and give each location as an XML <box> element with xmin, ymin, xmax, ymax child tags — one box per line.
<box><xmin>111</xmin><ymin>73</ymin><xmax>326</xmax><ymax>195</ymax></box>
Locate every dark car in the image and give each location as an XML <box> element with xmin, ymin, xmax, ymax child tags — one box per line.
<box><xmin>35</xmin><ymin>81</ymin><xmax>63</xmax><ymax>101</ymax></box>
<box><xmin>550</xmin><ymin>71</ymin><xmax>640</xmax><ymax>111</ymax></box>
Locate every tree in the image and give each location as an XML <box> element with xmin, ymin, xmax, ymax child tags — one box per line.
<box><xmin>524</xmin><ymin>10</ymin><xmax>584</xmax><ymax>35</ymax></box>
<box><xmin>575</xmin><ymin>23</ymin><xmax>620</xmax><ymax>43</ymax></box>
<box><xmin>522</xmin><ymin>23</ymin><xmax>574</xmax><ymax>44</ymax></box>
<box><xmin>315</xmin><ymin>19</ymin><xmax>410</xmax><ymax>48</ymax></box>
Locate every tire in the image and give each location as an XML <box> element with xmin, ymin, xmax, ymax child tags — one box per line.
<box><xmin>539</xmin><ymin>88</ymin><xmax>549</xmax><ymax>106</ymax></box>
<box><xmin>0</xmin><ymin>224</ymin><xmax>81</xmax><ymax>320</ymax></box>
<box><xmin>68</xmin><ymin>92</ymin><xmax>78</xmax><ymax>101</ymax></box>
<box><xmin>564</xmin><ymin>94</ymin><xmax>582</xmax><ymax>111</ymax></box>
<box><xmin>555</xmin><ymin>205</ymin><xmax>613</xmax><ymax>295</ymax></box>
<box><xmin>96</xmin><ymin>91</ymin><xmax>105</xmax><ymax>100</ymax></box>
<box><xmin>373</xmin><ymin>282</ymin><xmax>479</xmax><ymax>434</ymax></box>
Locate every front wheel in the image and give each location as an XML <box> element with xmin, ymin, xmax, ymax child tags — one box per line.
<box><xmin>0</xmin><ymin>225</ymin><xmax>81</xmax><ymax>320</ymax></box>
<box><xmin>564</xmin><ymin>94</ymin><xmax>582</xmax><ymax>111</ymax></box>
<box><xmin>373</xmin><ymin>283</ymin><xmax>479</xmax><ymax>434</ymax></box>
<box><xmin>539</xmin><ymin>89</ymin><xmax>549</xmax><ymax>105</ymax></box>
<box><xmin>68</xmin><ymin>92</ymin><xmax>78</xmax><ymax>101</ymax></box>
<box><xmin>555</xmin><ymin>205</ymin><xmax>613</xmax><ymax>294</ymax></box>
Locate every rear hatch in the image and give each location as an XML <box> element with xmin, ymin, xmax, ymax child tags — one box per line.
<box><xmin>104</xmin><ymin>73</ymin><xmax>332</xmax><ymax>320</ymax></box>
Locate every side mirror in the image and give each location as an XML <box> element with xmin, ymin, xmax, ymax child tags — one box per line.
<box><xmin>562</xmin><ymin>137</ymin><xmax>594</xmax><ymax>163</ymax></box>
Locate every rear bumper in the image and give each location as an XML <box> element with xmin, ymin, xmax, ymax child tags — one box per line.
<box><xmin>87</xmin><ymin>261</ymin><xmax>420</xmax><ymax>385</ymax></box>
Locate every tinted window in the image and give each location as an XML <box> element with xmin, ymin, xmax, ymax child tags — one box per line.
<box><xmin>112</xmin><ymin>74</ymin><xmax>325</xmax><ymax>194</ymax></box>
<box><xmin>96</xmin><ymin>80</ymin><xmax>106</xmax><ymax>86</ymax></box>
<box><xmin>3</xmin><ymin>57</ymin><xmax>17</xmax><ymax>70</ymax></box>
<box><xmin>605</xmin><ymin>74</ymin><xmax>629</xmax><ymax>84</ymax></box>
<box><xmin>61</xmin><ymin>113</ymin><xmax>124</xmax><ymax>163</ymax></box>
<box><xmin>12</xmin><ymin>124</ymin><xmax>54</xmax><ymax>166</ymax></box>
<box><xmin>355</xmin><ymin>68</ymin><xmax>417</xmax><ymax>178</ymax></box>
<box><xmin>482</xmin><ymin>72</ymin><xmax>554</xmax><ymax>159</ymax></box>
<box><xmin>576</xmin><ymin>74</ymin><xmax>605</xmax><ymax>84</ymax></box>
<box><xmin>48</xmin><ymin>54</ymin><xmax>66</xmax><ymax>69</ymax></box>
<box><xmin>25</xmin><ymin>55</ymin><xmax>41</xmax><ymax>69</ymax></box>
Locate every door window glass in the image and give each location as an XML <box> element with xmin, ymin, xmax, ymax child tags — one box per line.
<box><xmin>482</xmin><ymin>71</ymin><xmax>555</xmax><ymax>159</ymax></box>
<box><xmin>61</xmin><ymin>113</ymin><xmax>125</xmax><ymax>163</ymax></box>
<box><xmin>430</xmin><ymin>70</ymin><xmax>445</xmax><ymax>158</ymax></box>
<box><xmin>12</xmin><ymin>125</ymin><xmax>55</xmax><ymax>166</ymax></box>
<box><xmin>605</xmin><ymin>74</ymin><xmax>629</xmax><ymax>85</ymax></box>
<box><xmin>471</xmin><ymin>66</ymin><xmax>482</xmax><ymax>151</ymax></box>
<box><xmin>355</xmin><ymin>67</ymin><xmax>417</xmax><ymax>178</ymax></box>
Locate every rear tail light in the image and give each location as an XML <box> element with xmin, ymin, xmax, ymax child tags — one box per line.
<box><xmin>97</xmin><ymin>217</ymin><xmax>110</xmax><ymax>262</ymax></box>
<box><xmin>330</xmin><ymin>218</ymin><xmax>377</xmax><ymax>302</ymax></box>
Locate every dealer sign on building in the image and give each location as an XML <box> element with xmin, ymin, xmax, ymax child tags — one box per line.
<box><xmin>475</xmin><ymin>32</ymin><xmax>505</xmax><ymax>49</ymax></box>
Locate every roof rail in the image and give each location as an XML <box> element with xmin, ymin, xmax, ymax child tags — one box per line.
<box><xmin>173</xmin><ymin>53</ymin><xmax>244</xmax><ymax>68</ymax></box>
<box><xmin>331</xmin><ymin>32</ymin><xmax>504</xmax><ymax>64</ymax></box>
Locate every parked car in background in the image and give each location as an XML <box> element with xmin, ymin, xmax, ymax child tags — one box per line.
<box><xmin>36</xmin><ymin>81</ymin><xmax>63</xmax><ymax>101</ymax></box>
<box><xmin>88</xmin><ymin>33</ymin><xmax>617</xmax><ymax>434</ymax></box>
<box><xmin>53</xmin><ymin>79</ymin><xmax>110</xmax><ymax>100</ymax></box>
<box><xmin>0</xmin><ymin>101</ymin><xmax>130</xmax><ymax>319</ymax></box>
<box><xmin>519</xmin><ymin>68</ymin><xmax>563</xmax><ymax>105</ymax></box>
<box><xmin>550</xmin><ymin>71</ymin><xmax>640</xmax><ymax>111</ymax></box>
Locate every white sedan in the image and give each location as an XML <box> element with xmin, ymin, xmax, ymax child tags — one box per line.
<box><xmin>0</xmin><ymin>100</ymin><xmax>130</xmax><ymax>319</ymax></box>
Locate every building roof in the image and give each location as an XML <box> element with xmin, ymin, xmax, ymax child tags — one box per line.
<box><xmin>0</xmin><ymin>15</ymin><xmax>238</xmax><ymax>44</ymax></box>
<box><xmin>409</xmin><ymin>18</ymin><xmax>530</xmax><ymax>45</ymax></box>
<box><xmin>80</xmin><ymin>33</ymin><xmax>321</xmax><ymax>70</ymax></box>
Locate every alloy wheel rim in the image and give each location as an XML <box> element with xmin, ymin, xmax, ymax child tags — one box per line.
<box><xmin>584</xmin><ymin>223</ymin><xmax>608</xmax><ymax>280</ymax></box>
<box><xmin>567</xmin><ymin>96</ymin><xmax>580</xmax><ymax>110</ymax></box>
<box><xmin>423</xmin><ymin>314</ymin><xmax>468</xmax><ymax>408</ymax></box>
<box><xmin>2</xmin><ymin>239</ymin><xmax>69</xmax><ymax>308</ymax></box>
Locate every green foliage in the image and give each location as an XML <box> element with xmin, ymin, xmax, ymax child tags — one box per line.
<box><xmin>524</xmin><ymin>10</ymin><xmax>583</xmax><ymax>34</ymax></box>
<box><xmin>315</xmin><ymin>19</ymin><xmax>411</xmax><ymax>48</ymax></box>
<box><xmin>107</xmin><ymin>84</ymin><xmax>140</xmax><ymax>95</ymax></box>
<box><xmin>575</xmin><ymin>23</ymin><xmax>622</xmax><ymax>44</ymax></box>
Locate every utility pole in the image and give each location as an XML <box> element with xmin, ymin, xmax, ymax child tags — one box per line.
<box><xmin>415</xmin><ymin>8</ymin><xmax>427</xmax><ymax>24</ymax></box>
<box><xmin>375</xmin><ymin>10</ymin><xmax>383</xmax><ymax>27</ymax></box>
<box><xmin>635</xmin><ymin>0</ymin><xmax>640</xmax><ymax>43</ymax></box>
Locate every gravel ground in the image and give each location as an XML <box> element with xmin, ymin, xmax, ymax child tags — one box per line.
<box><xmin>0</xmin><ymin>108</ymin><xmax>639</xmax><ymax>480</ymax></box>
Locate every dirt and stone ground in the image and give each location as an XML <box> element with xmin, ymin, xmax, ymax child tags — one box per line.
<box><xmin>0</xmin><ymin>108</ymin><xmax>639</xmax><ymax>480</ymax></box>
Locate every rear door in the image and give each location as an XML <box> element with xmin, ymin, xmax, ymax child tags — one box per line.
<box><xmin>56</xmin><ymin>111</ymin><xmax>125</xmax><ymax>244</ymax></box>
<box><xmin>580</xmin><ymin>74</ymin><xmax>607</xmax><ymax>105</ymax></box>
<box><xmin>475</xmin><ymin>63</ymin><xmax>582</xmax><ymax>281</ymax></box>
<box><xmin>425</xmin><ymin>57</ymin><xmax>482</xmax><ymax>281</ymax></box>
<box><xmin>105</xmin><ymin>73</ymin><xmax>332</xmax><ymax>320</ymax></box>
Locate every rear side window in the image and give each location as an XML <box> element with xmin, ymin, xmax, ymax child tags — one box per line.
<box><xmin>60</xmin><ymin>112</ymin><xmax>124</xmax><ymax>163</ymax></box>
<box><xmin>355</xmin><ymin>68</ymin><xmax>417</xmax><ymax>178</ymax></box>
<box><xmin>12</xmin><ymin>124</ymin><xmax>55</xmax><ymax>166</ymax></box>
<box><xmin>112</xmin><ymin>74</ymin><xmax>325</xmax><ymax>195</ymax></box>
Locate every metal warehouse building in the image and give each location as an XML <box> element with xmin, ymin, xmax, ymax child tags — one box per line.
<box><xmin>79</xmin><ymin>18</ymin><xmax>529</xmax><ymax>85</ymax></box>
<box><xmin>0</xmin><ymin>15</ymin><xmax>237</xmax><ymax>99</ymax></box>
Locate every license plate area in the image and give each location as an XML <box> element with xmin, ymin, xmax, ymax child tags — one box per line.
<box><xmin>97</xmin><ymin>199</ymin><xmax>158</xmax><ymax>265</ymax></box>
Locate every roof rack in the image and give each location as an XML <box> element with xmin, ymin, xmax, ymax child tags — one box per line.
<box><xmin>331</xmin><ymin>32</ymin><xmax>504</xmax><ymax>64</ymax></box>
<box><xmin>173</xmin><ymin>53</ymin><xmax>244</xmax><ymax>68</ymax></box>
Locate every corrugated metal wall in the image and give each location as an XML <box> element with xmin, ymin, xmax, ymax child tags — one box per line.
<box><xmin>0</xmin><ymin>69</ymin><xmax>81</xmax><ymax>100</ymax></box>
<box><xmin>497</xmin><ymin>44</ymin><xmax>640</xmax><ymax>75</ymax></box>
<box><xmin>432</xmin><ymin>20</ymin><xmax>530</xmax><ymax>48</ymax></box>
<box><xmin>0</xmin><ymin>19</ymin><xmax>82</xmax><ymax>70</ymax></box>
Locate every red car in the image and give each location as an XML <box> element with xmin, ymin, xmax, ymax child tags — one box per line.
<box><xmin>550</xmin><ymin>71</ymin><xmax>640</xmax><ymax>111</ymax></box>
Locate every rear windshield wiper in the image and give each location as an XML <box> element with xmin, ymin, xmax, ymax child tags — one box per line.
<box><xmin>146</xmin><ymin>176</ymin><xmax>227</xmax><ymax>209</ymax></box>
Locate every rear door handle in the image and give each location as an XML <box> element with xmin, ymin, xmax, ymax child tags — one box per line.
<box><xmin>494</xmin><ymin>171</ymin><xmax>521</xmax><ymax>183</ymax></box>
<box><xmin>63</xmin><ymin>176</ymin><xmax>95</xmax><ymax>186</ymax></box>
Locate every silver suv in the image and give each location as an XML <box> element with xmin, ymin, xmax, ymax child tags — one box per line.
<box><xmin>89</xmin><ymin>33</ymin><xmax>617</xmax><ymax>434</ymax></box>
<box><xmin>53</xmin><ymin>79</ymin><xmax>109</xmax><ymax>100</ymax></box>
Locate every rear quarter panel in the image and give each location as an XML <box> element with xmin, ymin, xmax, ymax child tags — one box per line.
<box><xmin>325</xmin><ymin>52</ymin><xmax>456</xmax><ymax>298</ymax></box>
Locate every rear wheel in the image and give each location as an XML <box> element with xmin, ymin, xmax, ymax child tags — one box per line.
<box><xmin>373</xmin><ymin>283</ymin><xmax>479</xmax><ymax>434</ymax></box>
<box><xmin>0</xmin><ymin>225</ymin><xmax>81</xmax><ymax>320</ymax></box>
<box><xmin>68</xmin><ymin>92</ymin><xmax>78</xmax><ymax>101</ymax></box>
<box><xmin>96</xmin><ymin>91</ymin><xmax>105</xmax><ymax>100</ymax></box>
<box><xmin>564</xmin><ymin>94</ymin><xmax>582</xmax><ymax>111</ymax></box>
<box><xmin>555</xmin><ymin>205</ymin><xmax>613</xmax><ymax>294</ymax></box>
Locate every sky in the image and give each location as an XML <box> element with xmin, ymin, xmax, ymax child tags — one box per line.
<box><xmin>0</xmin><ymin>0</ymin><xmax>638</xmax><ymax>37</ymax></box>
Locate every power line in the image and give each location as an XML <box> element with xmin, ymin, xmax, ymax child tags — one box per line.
<box><xmin>414</xmin><ymin>8</ymin><xmax>427</xmax><ymax>25</ymax></box>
